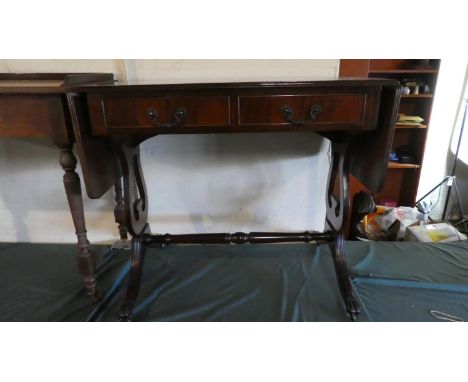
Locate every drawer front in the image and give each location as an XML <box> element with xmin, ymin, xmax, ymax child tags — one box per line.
<box><xmin>238</xmin><ymin>94</ymin><xmax>368</xmax><ymax>127</ymax></box>
<box><xmin>93</xmin><ymin>96</ymin><xmax>231</xmax><ymax>132</ymax></box>
<box><xmin>0</xmin><ymin>96</ymin><xmax>51</xmax><ymax>137</ymax></box>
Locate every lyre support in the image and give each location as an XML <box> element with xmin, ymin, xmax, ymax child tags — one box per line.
<box><xmin>116</xmin><ymin>140</ymin><xmax>149</xmax><ymax>237</ymax></box>
<box><xmin>116</xmin><ymin>139</ymin><xmax>151</xmax><ymax>321</ymax></box>
<box><xmin>325</xmin><ymin>140</ymin><xmax>360</xmax><ymax>320</ymax></box>
<box><xmin>113</xmin><ymin>176</ymin><xmax>128</xmax><ymax>241</ymax></box>
<box><xmin>112</xmin><ymin>149</ymin><xmax>128</xmax><ymax>241</ymax></box>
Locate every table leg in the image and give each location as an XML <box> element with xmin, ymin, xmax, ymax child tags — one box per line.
<box><xmin>116</xmin><ymin>140</ymin><xmax>150</xmax><ymax>320</ymax></box>
<box><xmin>59</xmin><ymin>145</ymin><xmax>98</xmax><ymax>298</ymax></box>
<box><xmin>118</xmin><ymin>235</ymin><xmax>147</xmax><ymax>321</ymax></box>
<box><xmin>118</xmin><ymin>225</ymin><xmax>152</xmax><ymax>321</ymax></box>
<box><xmin>326</xmin><ymin>141</ymin><xmax>360</xmax><ymax>320</ymax></box>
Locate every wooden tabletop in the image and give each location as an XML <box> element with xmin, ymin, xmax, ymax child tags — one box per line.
<box><xmin>0</xmin><ymin>73</ymin><xmax>115</xmax><ymax>138</ymax></box>
<box><xmin>70</xmin><ymin>78</ymin><xmax>401</xmax><ymax>92</ymax></box>
<box><xmin>0</xmin><ymin>73</ymin><xmax>115</xmax><ymax>94</ymax></box>
<box><xmin>0</xmin><ymin>79</ymin><xmax>66</xmax><ymax>93</ymax></box>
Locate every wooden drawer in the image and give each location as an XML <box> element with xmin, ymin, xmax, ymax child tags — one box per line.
<box><xmin>238</xmin><ymin>94</ymin><xmax>371</xmax><ymax>129</ymax></box>
<box><xmin>0</xmin><ymin>95</ymin><xmax>51</xmax><ymax>137</ymax></box>
<box><xmin>89</xmin><ymin>95</ymin><xmax>231</xmax><ymax>134</ymax></box>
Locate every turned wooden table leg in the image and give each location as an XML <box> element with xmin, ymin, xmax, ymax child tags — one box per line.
<box><xmin>113</xmin><ymin>177</ymin><xmax>128</xmax><ymax>241</ymax></box>
<box><xmin>59</xmin><ymin>145</ymin><xmax>98</xmax><ymax>298</ymax></box>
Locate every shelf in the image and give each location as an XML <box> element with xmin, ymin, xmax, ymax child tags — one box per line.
<box><xmin>340</xmin><ymin>59</ymin><xmax>440</xmax><ymax>208</ymax></box>
<box><xmin>401</xmin><ymin>94</ymin><xmax>433</xmax><ymax>99</ymax></box>
<box><xmin>369</xmin><ymin>69</ymin><xmax>438</xmax><ymax>74</ymax></box>
<box><xmin>396</xmin><ymin>124</ymin><xmax>427</xmax><ymax>129</ymax></box>
<box><xmin>388</xmin><ymin>162</ymin><xmax>420</xmax><ymax>169</ymax></box>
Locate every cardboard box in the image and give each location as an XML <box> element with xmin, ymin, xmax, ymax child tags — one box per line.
<box><xmin>404</xmin><ymin>223</ymin><xmax>466</xmax><ymax>243</ymax></box>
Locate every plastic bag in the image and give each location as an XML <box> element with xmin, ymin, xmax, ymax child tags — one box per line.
<box><xmin>374</xmin><ymin>206</ymin><xmax>423</xmax><ymax>240</ymax></box>
<box><xmin>360</xmin><ymin>206</ymin><xmax>423</xmax><ymax>241</ymax></box>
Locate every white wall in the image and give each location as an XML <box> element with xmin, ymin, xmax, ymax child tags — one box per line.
<box><xmin>448</xmin><ymin>67</ymin><xmax>468</xmax><ymax>215</ymax></box>
<box><xmin>123</xmin><ymin>59</ymin><xmax>338</xmax><ymax>83</ymax></box>
<box><xmin>0</xmin><ymin>59</ymin><xmax>338</xmax><ymax>243</ymax></box>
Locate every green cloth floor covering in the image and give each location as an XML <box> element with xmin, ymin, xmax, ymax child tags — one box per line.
<box><xmin>0</xmin><ymin>241</ymin><xmax>467</xmax><ymax>321</ymax></box>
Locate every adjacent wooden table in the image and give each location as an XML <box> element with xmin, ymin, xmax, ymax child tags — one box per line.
<box><xmin>68</xmin><ymin>79</ymin><xmax>401</xmax><ymax>321</ymax></box>
<box><xmin>0</xmin><ymin>73</ymin><xmax>127</xmax><ymax>298</ymax></box>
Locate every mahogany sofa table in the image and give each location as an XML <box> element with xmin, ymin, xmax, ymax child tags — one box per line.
<box><xmin>68</xmin><ymin>78</ymin><xmax>401</xmax><ymax>321</ymax></box>
<box><xmin>0</xmin><ymin>73</ymin><xmax>127</xmax><ymax>298</ymax></box>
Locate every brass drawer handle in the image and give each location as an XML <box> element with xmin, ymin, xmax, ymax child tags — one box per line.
<box><xmin>146</xmin><ymin>107</ymin><xmax>187</xmax><ymax>128</ymax></box>
<box><xmin>281</xmin><ymin>104</ymin><xmax>322</xmax><ymax>125</ymax></box>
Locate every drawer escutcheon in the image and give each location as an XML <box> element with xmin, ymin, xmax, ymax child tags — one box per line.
<box><xmin>146</xmin><ymin>107</ymin><xmax>187</xmax><ymax>128</ymax></box>
<box><xmin>281</xmin><ymin>104</ymin><xmax>322</xmax><ymax>125</ymax></box>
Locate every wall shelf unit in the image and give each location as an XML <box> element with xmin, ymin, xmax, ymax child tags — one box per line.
<box><xmin>369</xmin><ymin>69</ymin><xmax>438</xmax><ymax>74</ymax></box>
<box><xmin>339</xmin><ymin>59</ymin><xmax>440</xmax><ymax>207</ymax></box>
<box><xmin>401</xmin><ymin>94</ymin><xmax>433</xmax><ymax>98</ymax></box>
<box><xmin>396</xmin><ymin>124</ymin><xmax>427</xmax><ymax>129</ymax></box>
<box><xmin>388</xmin><ymin>163</ymin><xmax>421</xmax><ymax>169</ymax></box>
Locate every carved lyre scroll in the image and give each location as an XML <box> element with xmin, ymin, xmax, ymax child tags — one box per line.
<box><xmin>116</xmin><ymin>140</ymin><xmax>149</xmax><ymax>237</ymax></box>
<box><xmin>116</xmin><ymin>139</ymin><xmax>151</xmax><ymax>321</ymax></box>
<box><xmin>113</xmin><ymin>175</ymin><xmax>128</xmax><ymax>241</ymax></box>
